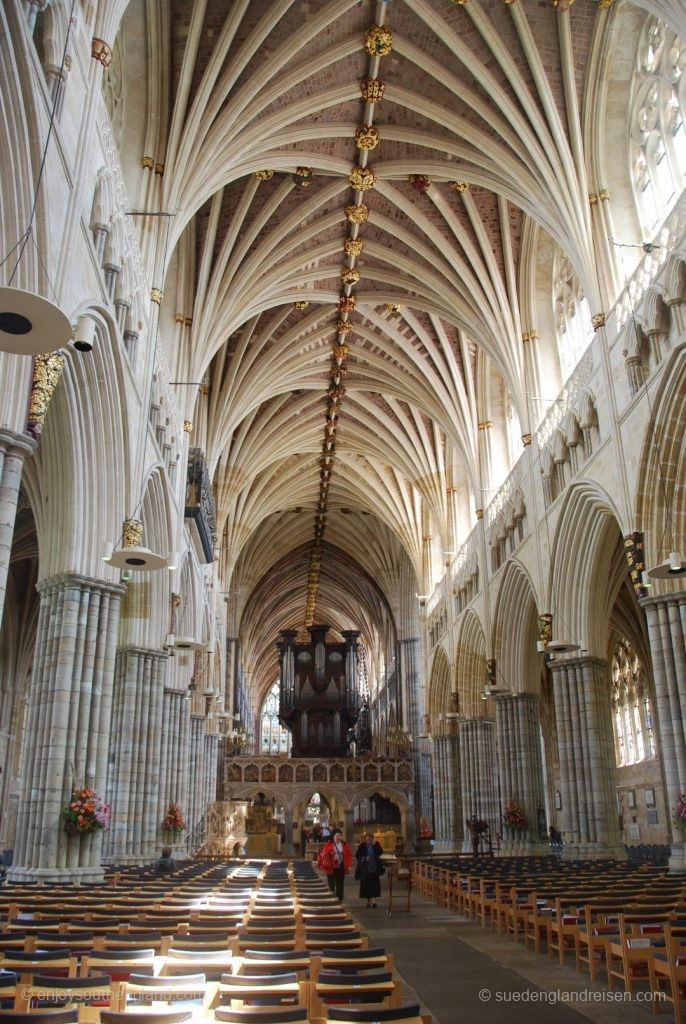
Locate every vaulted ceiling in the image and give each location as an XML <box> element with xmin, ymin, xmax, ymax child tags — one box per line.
<box><xmin>111</xmin><ymin>0</ymin><xmax>670</xmax><ymax>696</ymax></box>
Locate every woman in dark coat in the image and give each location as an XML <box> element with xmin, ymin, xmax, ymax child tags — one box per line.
<box><xmin>355</xmin><ymin>831</ymin><xmax>384</xmax><ymax>907</ymax></box>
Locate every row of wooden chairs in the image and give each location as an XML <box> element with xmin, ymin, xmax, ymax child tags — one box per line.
<box><xmin>0</xmin><ymin>860</ymin><xmax>425</xmax><ymax>1024</ymax></box>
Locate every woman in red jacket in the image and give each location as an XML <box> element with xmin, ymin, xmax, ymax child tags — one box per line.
<box><xmin>318</xmin><ymin>828</ymin><xmax>353</xmax><ymax>902</ymax></box>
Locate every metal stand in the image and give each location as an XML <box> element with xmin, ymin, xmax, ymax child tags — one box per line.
<box><xmin>387</xmin><ymin>861</ymin><xmax>413</xmax><ymax>917</ymax></box>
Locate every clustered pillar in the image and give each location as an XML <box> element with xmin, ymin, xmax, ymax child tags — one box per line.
<box><xmin>551</xmin><ymin>655</ymin><xmax>624</xmax><ymax>859</ymax></box>
<box><xmin>642</xmin><ymin>593</ymin><xmax>686</xmax><ymax>869</ymax></box>
<box><xmin>159</xmin><ymin>687</ymin><xmax>190</xmax><ymax>857</ymax></box>
<box><xmin>433</xmin><ymin>731</ymin><xmax>462</xmax><ymax>851</ymax></box>
<box><xmin>105</xmin><ymin>647</ymin><xmax>168</xmax><ymax>863</ymax></box>
<box><xmin>495</xmin><ymin>693</ymin><xmax>546</xmax><ymax>852</ymax></box>
<box><xmin>9</xmin><ymin>574</ymin><xmax>123</xmax><ymax>882</ymax></box>
<box><xmin>0</xmin><ymin>429</ymin><xmax>36</xmax><ymax>631</ymax></box>
<box><xmin>459</xmin><ymin>717</ymin><xmax>499</xmax><ymax>851</ymax></box>
<box><xmin>187</xmin><ymin>716</ymin><xmax>219</xmax><ymax>840</ymax></box>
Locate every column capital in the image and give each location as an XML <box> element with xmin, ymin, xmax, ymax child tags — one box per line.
<box><xmin>118</xmin><ymin>644</ymin><xmax>169</xmax><ymax>660</ymax></box>
<box><xmin>0</xmin><ymin>427</ymin><xmax>37</xmax><ymax>459</ymax></box>
<box><xmin>640</xmin><ymin>591</ymin><xmax>686</xmax><ymax>610</ymax></box>
<box><xmin>36</xmin><ymin>572</ymin><xmax>126</xmax><ymax>598</ymax></box>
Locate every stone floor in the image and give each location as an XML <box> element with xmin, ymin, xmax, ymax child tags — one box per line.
<box><xmin>348</xmin><ymin>887</ymin><xmax>671</xmax><ymax>1024</ymax></box>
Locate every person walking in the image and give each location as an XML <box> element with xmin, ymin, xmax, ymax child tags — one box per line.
<box><xmin>355</xmin><ymin>831</ymin><xmax>384</xmax><ymax>908</ymax></box>
<box><xmin>318</xmin><ymin>828</ymin><xmax>352</xmax><ymax>901</ymax></box>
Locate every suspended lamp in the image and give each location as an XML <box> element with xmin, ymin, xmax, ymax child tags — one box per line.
<box><xmin>0</xmin><ymin>288</ymin><xmax>73</xmax><ymax>355</ymax></box>
<box><xmin>108</xmin><ymin>517</ymin><xmax>169</xmax><ymax>571</ymax></box>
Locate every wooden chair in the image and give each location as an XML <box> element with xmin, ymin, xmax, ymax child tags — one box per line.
<box><xmin>607</xmin><ymin>913</ymin><xmax>670</xmax><ymax>994</ymax></box>
<box><xmin>575</xmin><ymin>904</ymin><xmax>622</xmax><ymax>981</ymax></box>
<box><xmin>13</xmin><ymin>974</ymin><xmax>114</xmax><ymax>1012</ymax></box>
<box><xmin>214</xmin><ymin>1010</ymin><xmax>308</xmax><ymax>1024</ymax></box>
<box><xmin>217</xmin><ymin>973</ymin><xmax>304</xmax><ymax>1009</ymax></box>
<box><xmin>647</xmin><ymin>925</ymin><xmax>686</xmax><ymax>1023</ymax></box>
<box><xmin>324</xmin><ymin>1006</ymin><xmax>423</xmax><ymax>1024</ymax></box>
<box><xmin>310</xmin><ymin>971</ymin><xmax>400</xmax><ymax>1019</ymax></box>
<box><xmin>0</xmin><ymin>1011</ymin><xmax>78</xmax><ymax>1024</ymax></box>
<box><xmin>99</xmin><ymin>1012</ymin><xmax>192</xmax><ymax>1024</ymax></box>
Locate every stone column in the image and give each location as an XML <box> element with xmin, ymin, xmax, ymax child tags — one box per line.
<box><xmin>105</xmin><ymin>646</ymin><xmax>168</xmax><ymax>864</ymax></box>
<box><xmin>459</xmin><ymin>717</ymin><xmax>499</xmax><ymax>853</ymax></box>
<box><xmin>495</xmin><ymin>693</ymin><xmax>547</xmax><ymax>853</ymax></box>
<box><xmin>642</xmin><ymin>593</ymin><xmax>686</xmax><ymax>870</ymax></box>
<box><xmin>0</xmin><ymin>429</ymin><xmax>36</xmax><ymax>631</ymax></box>
<box><xmin>433</xmin><ymin>731</ymin><xmax>462</xmax><ymax>852</ymax></box>
<box><xmin>551</xmin><ymin>655</ymin><xmax>623</xmax><ymax>859</ymax></box>
<box><xmin>400</xmin><ymin>636</ymin><xmax>431</xmax><ymax>830</ymax></box>
<box><xmin>187</xmin><ymin>716</ymin><xmax>218</xmax><ymax>837</ymax></box>
<box><xmin>158</xmin><ymin>688</ymin><xmax>190</xmax><ymax>858</ymax></box>
<box><xmin>9</xmin><ymin>574</ymin><xmax>124</xmax><ymax>882</ymax></box>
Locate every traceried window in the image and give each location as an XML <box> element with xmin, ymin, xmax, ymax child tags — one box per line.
<box><xmin>611</xmin><ymin>638</ymin><xmax>655</xmax><ymax>767</ymax></box>
<box><xmin>630</xmin><ymin>19</ymin><xmax>686</xmax><ymax>233</ymax></box>
<box><xmin>553</xmin><ymin>251</ymin><xmax>594</xmax><ymax>380</ymax></box>
<box><xmin>260</xmin><ymin>680</ymin><xmax>291</xmax><ymax>756</ymax></box>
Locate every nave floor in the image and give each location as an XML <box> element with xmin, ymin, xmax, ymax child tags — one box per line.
<box><xmin>352</xmin><ymin>891</ymin><xmax>665</xmax><ymax>1024</ymax></box>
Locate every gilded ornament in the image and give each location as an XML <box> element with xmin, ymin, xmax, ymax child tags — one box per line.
<box><xmin>154</xmin><ymin>163</ymin><xmax>164</xmax><ymax>176</ymax></box>
<box><xmin>345</xmin><ymin>203</ymin><xmax>369</xmax><ymax>224</ymax></box>
<box><xmin>334</xmin><ymin>344</ymin><xmax>349</xmax><ymax>362</ymax></box>
<box><xmin>349</xmin><ymin>165</ymin><xmax>376</xmax><ymax>192</ymax></box>
<box><xmin>339</xmin><ymin>295</ymin><xmax>356</xmax><ymax>312</ymax></box>
<box><xmin>183</xmin><ymin>420</ymin><xmax>193</xmax><ymax>433</ymax></box>
<box><xmin>336</xmin><ymin>320</ymin><xmax>353</xmax><ymax>334</ymax></box>
<box><xmin>449</xmin><ymin>181</ymin><xmax>469</xmax><ymax>192</ymax></box>
<box><xmin>27</xmin><ymin>353</ymin><xmax>65</xmax><ymax>435</ymax></box>
<box><xmin>476</xmin><ymin>508</ymin><xmax>484</xmax><ymax>519</ymax></box>
<box><xmin>598</xmin><ymin>0</ymin><xmax>613</xmax><ymax>8</ymax></box>
<box><xmin>529</xmin><ymin>329</ymin><xmax>539</xmax><ymax>341</ymax></box>
<box><xmin>522</xmin><ymin>331</ymin><xmax>530</xmax><ymax>343</ymax></box>
<box><xmin>356</xmin><ymin>125</ymin><xmax>380</xmax><ymax>151</ymax></box>
<box><xmin>589</xmin><ymin>193</ymin><xmax>598</xmax><ymax>205</ymax></box>
<box><xmin>123</xmin><ymin>518</ymin><xmax>144</xmax><ymax>548</ymax></box>
<box><xmin>151</xmin><ymin>288</ymin><xmax>163</xmax><ymax>305</ymax></box>
<box><xmin>91</xmin><ymin>37</ymin><xmax>112</xmax><ymax>67</ymax></box>
<box><xmin>174</xmin><ymin>313</ymin><xmax>185</xmax><ymax>324</ymax></box>
<box><xmin>341</xmin><ymin>268</ymin><xmax>360</xmax><ymax>285</ymax></box>
<box><xmin>329</xmin><ymin>383</ymin><xmax>346</xmax><ymax>401</ymax></box>
<box><xmin>344</xmin><ymin>237</ymin><xmax>364</xmax><ymax>257</ymax></box>
<box><xmin>184</xmin><ymin>317</ymin><xmax>193</xmax><ymax>327</ymax></box>
<box><xmin>592</xmin><ymin>313</ymin><xmax>606</xmax><ymax>331</ymax></box>
<box><xmin>385</xmin><ymin>303</ymin><xmax>401</xmax><ymax>314</ymax></box>
<box><xmin>409</xmin><ymin>174</ymin><xmax>431</xmax><ymax>192</ymax></box>
<box><xmin>360</xmin><ymin>78</ymin><xmax>385</xmax><ymax>103</ymax></box>
<box><xmin>552</xmin><ymin>0</ymin><xmax>575</xmax><ymax>8</ymax></box>
<box><xmin>330</xmin><ymin>363</ymin><xmax>348</xmax><ymax>380</ymax></box>
<box><xmin>599</xmin><ymin>188</ymin><xmax>611</xmax><ymax>201</ymax></box>
<box><xmin>450</xmin><ymin>0</ymin><xmax>469</xmax><ymax>4</ymax></box>
<box><xmin>521</xmin><ymin>434</ymin><xmax>532</xmax><ymax>446</ymax></box>
<box><xmin>364</xmin><ymin>24</ymin><xmax>393</xmax><ymax>57</ymax></box>
<box><xmin>293</xmin><ymin>167</ymin><xmax>313</xmax><ymax>186</ymax></box>
<box><xmin>142</xmin><ymin>156</ymin><xmax>154</xmax><ymax>170</ymax></box>
<box><xmin>294</xmin><ymin>301</ymin><xmax>309</xmax><ymax>310</ymax></box>
<box><xmin>253</xmin><ymin>169</ymin><xmax>275</xmax><ymax>180</ymax></box>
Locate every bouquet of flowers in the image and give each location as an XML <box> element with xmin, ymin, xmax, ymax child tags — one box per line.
<box><xmin>418</xmin><ymin>818</ymin><xmax>434</xmax><ymax>839</ymax></box>
<box><xmin>503</xmin><ymin>798</ymin><xmax>527</xmax><ymax>831</ymax></box>
<box><xmin>161</xmin><ymin>802</ymin><xmax>185</xmax><ymax>833</ymax></box>
<box><xmin>674</xmin><ymin>793</ymin><xmax>686</xmax><ymax>832</ymax></box>
<box><xmin>62</xmin><ymin>786</ymin><xmax>110</xmax><ymax>834</ymax></box>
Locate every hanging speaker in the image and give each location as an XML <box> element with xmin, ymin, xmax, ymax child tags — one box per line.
<box><xmin>0</xmin><ymin>287</ymin><xmax>72</xmax><ymax>355</ymax></box>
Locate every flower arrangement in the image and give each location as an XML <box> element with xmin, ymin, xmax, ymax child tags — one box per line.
<box><xmin>674</xmin><ymin>793</ymin><xmax>686</xmax><ymax>832</ymax></box>
<box><xmin>62</xmin><ymin>786</ymin><xmax>109</xmax><ymax>834</ymax></box>
<box><xmin>503</xmin><ymin>798</ymin><xmax>527</xmax><ymax>832</ymax></box>
<box><xmin>161</xmin><ymin>802</ymin><xmax>185</xmax><ymax>834</ymax></box>
<box><xmin>418</xmin><ymin>818</ymin><xmax>434</xmax><ymax>839</ymax></box>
